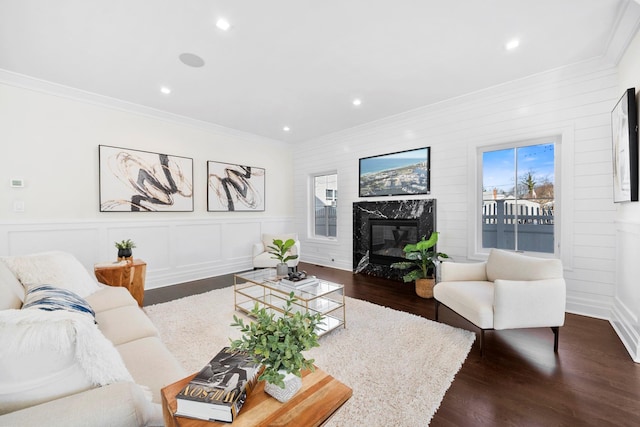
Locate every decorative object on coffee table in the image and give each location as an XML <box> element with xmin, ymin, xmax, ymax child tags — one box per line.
<box><xmin>390</xmin><ymin>232</ymin><xmax>449</xmax><ymax>298</ymax></box>
<box><xmin>161</xmin><ymin>367</ymin><xmax>352</xmax><ymax>427</ymax></box>
<box><xmin>114</xmin><ymin>239</ymin><xmax>136</xmax><ymax>260</ymax></box>
<box><xmin>230</xmin><ymin>292</ymin><xmax>323</xmax><ymax>402</ymax></box>
<box><xmin>267</xmin><ymin>238</ymin><xmax>298</xmax><ymax>276</ymax></box>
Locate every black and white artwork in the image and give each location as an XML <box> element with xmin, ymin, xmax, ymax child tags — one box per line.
<box><xmin>611</xmin><ymin>88</ymin><xmax>639</xmax><ymax>203</ymax></box>
<box><xmin>207</xmin><ymin>161</ymin><xmax>265</xmax><ymax>212</ymax></box>
<box><xmin>99</xmin><ymin>145</ymin><xmax>194</xmax><ymax>212</ymax></box>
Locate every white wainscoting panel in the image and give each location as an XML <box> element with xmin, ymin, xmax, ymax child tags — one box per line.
<box><xmin>0</xmin><ymin>216</ymin><xmax>294</xmax><ymax>291</ymax></box>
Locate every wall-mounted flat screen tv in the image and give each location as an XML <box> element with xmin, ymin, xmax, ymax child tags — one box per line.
<box><xmin>359</xmin><ymin>147</ymin><xmax>431</xmax><ymax>197</ymax></box>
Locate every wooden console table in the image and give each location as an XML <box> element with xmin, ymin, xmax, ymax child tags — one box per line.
<box><xmin>94</xmin><ymin>259</ymin><xmax>146</xmax><ymax>306</ymax></box>
<box><xmin>162</xmin><ymin>367</ymin><xmax>352</xmax><ymax>427</ymax></box>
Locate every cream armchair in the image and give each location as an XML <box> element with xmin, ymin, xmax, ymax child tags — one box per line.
<box><xmin>252</xmin><ymin>233</ymin><xmax>300</xmax><ymax>269</ymax></box>
<box><xmin>433</xmin><ymin>249</ymin><xmax>566</xmax><ymax>356</ymax></box>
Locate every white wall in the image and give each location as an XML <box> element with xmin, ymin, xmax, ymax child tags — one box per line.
<box><xmin>0</xmin><ymin>79</ymin><xmax>295</xmax><ymax>288</ymax></box>
<box><xmin>293</xmin><ymin>57</ymin><xmax>620</xmax><ymax>322</ymax></box>
<box><xmin>612</xmin><ymin>29</ymin><xmax>640</xmax><ymax>362</ymax></box>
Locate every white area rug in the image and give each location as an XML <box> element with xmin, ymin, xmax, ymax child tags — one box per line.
<box><xmin>145</xmin><ymin>286</ymin><xmax>474</xmax><ymax>426</ymax></box>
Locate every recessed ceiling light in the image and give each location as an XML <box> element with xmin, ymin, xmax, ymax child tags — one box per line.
<box><xmin>179</xmin><ymin>52</ymin><xmax>205</xmax><ymax>68</ymax></box>
<box><xmin>352</xmin><ymin>98</ymin><xmax>362</xmax><ymax>106</ymax></box>
<box><xmin>216</xmin><ymin>18</ymin><xmax>231</xmax><ymax>31</ymax></box>
<box><xmin>160</xmin><ymin>86</ymin><xmax>171</xmax><ymax>95</ymax></box>
<box><xmin>283</xmin><ymin>126</ymin><xmax>291</xmax><ymax>132</ymax></box>
<box><xmin>505</xmin><ymin>39</ymin><xmax>520</xmax><ymax>51</ymax></box>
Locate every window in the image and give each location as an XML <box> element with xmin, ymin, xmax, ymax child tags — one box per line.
<box><xmin>480</xmin><ymin>138</ymin><xmax>557</xmax><ymax>254</ymax></box>
<box><xmin>313</xmin><ymin>173</ymin><xmax>337</xmax><ymax>238</ymax></box>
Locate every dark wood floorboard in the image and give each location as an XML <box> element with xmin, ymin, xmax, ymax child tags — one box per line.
<box><xmin>145</xmin><ymin>262</ymin><xmax>640</xmax><ymax>426</ymax></box>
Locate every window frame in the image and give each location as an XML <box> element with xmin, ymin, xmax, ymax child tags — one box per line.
<box><xmin>309</xmin><ymin>171</ymin><xmax>338</xmax><ymax>241</ymax></box>
<box><xmin>474</xmin><ymin>135</ymin><xmax>561</xmax><ymax>258</ymax></box>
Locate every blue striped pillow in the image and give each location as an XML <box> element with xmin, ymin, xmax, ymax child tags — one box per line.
<box><xmin>22</xmin><ymin>285</ymin><xmax>96</xmax><ymax>322</ymax></box>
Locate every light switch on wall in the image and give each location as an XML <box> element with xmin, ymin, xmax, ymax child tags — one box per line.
<box><xmin>10</xmin><ymin>178</ymin><xmax>25</xmax><ymax>188</ymax></box>
<box><xmin>13</xmin><ymin>201</ymin><xmax>25</xmax><ymax>212</ymax></box>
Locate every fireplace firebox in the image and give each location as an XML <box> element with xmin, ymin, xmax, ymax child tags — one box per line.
<box><xmin>369</xmin><ymin>219</ymin><xmax>418</xmax><ymax>265</ymax></box>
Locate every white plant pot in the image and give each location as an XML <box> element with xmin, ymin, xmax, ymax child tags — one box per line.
<box><xmin>264</xmin><ymin>371</ymin><xmax>302</xmax><ymax>403</ymax></box>
<box><xmin>276</xmin><ymin>263</ymin><xmax>289</xmax><ymax>276</ymax></box>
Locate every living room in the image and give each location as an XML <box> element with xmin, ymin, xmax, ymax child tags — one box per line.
<box><xmin>2</xmin><ymin>1</ymin><xmax>640</xmax><ymax>424</ymax></box>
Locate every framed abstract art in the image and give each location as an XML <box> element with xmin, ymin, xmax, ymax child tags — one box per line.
<box><xmin>99</xmin><ymin>145</ymin><xmax>194</xmax><ymax>212</ymax></box>
<box><xmin>611</xmin><ymin>88</ymin><xmax>639</xmax><ymax>203</ymax></box>
<box><xmin>207</xmin><ymin>161</ymin><xmax>265</xmax><ymax>212</ymax></box>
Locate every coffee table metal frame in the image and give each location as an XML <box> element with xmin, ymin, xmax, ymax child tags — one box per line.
<box><xmin>233</xmin><ymin>268</ymin><xmax>346</xmax><ymax>336</ymax></box>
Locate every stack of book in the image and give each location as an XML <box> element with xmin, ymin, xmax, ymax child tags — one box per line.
<box><xmin>175</xmin><ymin>347</ymin><xmax>262</xmax><ymax>423</ymax></box>
<box><xmin>280</xmin><ymin>277</ymin><xmax>319</xmax><ymax>288</ymax></box>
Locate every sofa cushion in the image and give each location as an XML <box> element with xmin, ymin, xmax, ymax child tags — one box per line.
<box><xmin>0</xmin><ymin>308</ymin><xmax>133</xmax><ymax>415</ymax></box>
<box><xmin>0</xmin><ymin>260</ymin><xmax>25</xmax><ymax>310</ymax></box>
<box><xmin>85</xmin><ymin>286</ymin><xmax>138</xmax><ymax>313</ymax></box>
<box><xmin>95</xmin><ymin>305</ymin><xmax>159</xmax><ymax>345</ymax></box>
<box><xmin>23</xmin><ymin>285</ymin><xmax>96</xmax><ymax>323</ymax></box>
<box><xmin>117</xmin><ymin>336</ymin><xmax>188</xmax><ymax>404</ymax></box>
<box><xmin>2</xmin><ymin>251</ymin><xmax>100</xmax><ymax>298</ymax></box>
<box><xmin>486</xmin><ymin>249</ymin><xmax>563</xmax><ymax>282</ymax></box>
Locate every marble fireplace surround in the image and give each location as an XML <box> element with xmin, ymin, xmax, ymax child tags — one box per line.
<box><xmin>353</xmin><ymin>199</ymin><xmax>436</xmax><ymax>280</ymax></box>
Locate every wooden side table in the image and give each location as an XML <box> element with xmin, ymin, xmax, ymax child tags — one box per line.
<box><xmin>94</xmin><ymin>259</ymin><xmax>147</xmax><ymax>306</ymax></box>
<box><xmin>162</xmin><ymin>367</ymin><xmax>352</xmax><ymax>427</ymax></box>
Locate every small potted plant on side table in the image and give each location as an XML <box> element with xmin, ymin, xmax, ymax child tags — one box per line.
<box><xmin>230</xmin><ymin>292</ymin><xmax>324</xmax><ymax>402</ymax></box>
<box><xmin>267</xmin><ymin>238</ymin><xmax>298</xmax><ymax>276</ymax></box>
<box><xmin>115</xmin><ymin>239</ymin><xmax>136</xmax><ymax>261</ymax></box>
<box><xmin>391</xmin><ymin>232</ymin><xmax>449</xmax><ymax>298</ymax></box>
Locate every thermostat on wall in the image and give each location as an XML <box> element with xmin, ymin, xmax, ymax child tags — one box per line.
<box><xmin>10</xmin><ymin>178</ymin><xmax>24</xmax><ymax>188</ymax></box>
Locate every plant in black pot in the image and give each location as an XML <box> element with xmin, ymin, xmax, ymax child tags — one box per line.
<box><xmin>267</xmin><ymin>238</ymin><xmax>298</xmax><ymax>276</ymax></box>
<box><xmin>115</xmin><ymin>239</ymin><xmax>136</xmax><ymax>261</ymax></box>
<box><xmin>229</xmin><ymin>292</ymin><xmax>324</xmax><ymax>402</ymax></box>
<box><xmin>390</xmin><ymin>232</ymin><xmax>449</xmax><ymax>298</ymax></box>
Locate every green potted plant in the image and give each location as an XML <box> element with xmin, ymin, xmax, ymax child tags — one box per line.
<box><xmin>229</xmin><ymin>291</ymin><xmax>324</xmax><ymax>402</ymax></box>
<box><xmin>267</xmin><ymin>238</ymin><xmax>298</xmax><ymax>276</ymax></box>
<box><xmin>390</xmin><ymin>232</ymin><xmax>449</xmax><ymax>298</ymax></box>
<box><xmin>114</xmin><ymin>239</ymin><xmax>136</xmax><ymax>260</ymax></box>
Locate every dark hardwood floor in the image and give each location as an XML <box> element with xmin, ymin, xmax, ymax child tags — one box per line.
<box><xmin>145</xmin><ymin>262</ymin><xmax>640</xmax><ymax>426</ymax></box>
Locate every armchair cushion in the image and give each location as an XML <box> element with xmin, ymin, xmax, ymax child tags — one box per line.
<box><xmin>486</xmin><ymin>249</ymin><xmax>563</xmax><ymax>282</ymax></box>
<box><xmin>493</xmin><ymin>278</ymin><xmax>566</xmax><ymax>329</ymax></box>
<box><xmin>253</xmin><ymin>233</ymin><xmax>300</xmax><ymax>268</ymax></box>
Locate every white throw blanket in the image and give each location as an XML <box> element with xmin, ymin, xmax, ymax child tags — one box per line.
<box><xmin>0</xmin><ymin>308</ymin><xmax>133</xmax><ymax>386</ymax></box>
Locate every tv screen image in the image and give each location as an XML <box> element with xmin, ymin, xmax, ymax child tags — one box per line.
<box><xmin>359</xmin><ymin>147</ymin><xmax>431</xmax><ymax>197</ymax></box>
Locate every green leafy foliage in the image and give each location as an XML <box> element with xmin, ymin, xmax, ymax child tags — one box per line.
<box><xmin>267</xmin><ymin>238</ymin><xmax>299</xmax><ymax>264</ymax></box>
<box><xmin>114</xmin><ymin>239</ymin><xmax>136</xmax><ymax>249</ymax></box>
<box><xmin>390</xmin><ymin>232</ymin><xmax>449</xmax><ymax>282</ymax></box>
<box><xmin>229</xmin><ymin>292</ymin><xmax>324</xmax><ymax>388</ymax></box>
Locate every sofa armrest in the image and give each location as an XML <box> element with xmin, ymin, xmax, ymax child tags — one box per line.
<box><xmin>493</xmin><ymin>278</ymin><xmax>566</xmax><ymax>330</ymax></box>
<box><xmin>440</xmin><ymin>261</ymin><xmax>487</xmax><ymax>282</ymax></box>
<box><xmin>252</xmin><ymin>242</ymin><xmax>266</xmax><ymax>258</ymax></box>
<box><xmin>0</xmin><ymin>382</ymin><xmax>159</xmax><ymax>427</ymax></box>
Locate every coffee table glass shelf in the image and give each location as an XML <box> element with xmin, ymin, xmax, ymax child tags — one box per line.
<box><xmin>234</xmin><ymin>269</ymin><xmax>345</xmax><ymax>336</ymax></box>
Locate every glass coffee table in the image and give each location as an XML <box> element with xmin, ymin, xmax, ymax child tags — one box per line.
<box><xmin>233</xmin><ymin>269</ymin><xmax>345</xmax><ymax>336</ymax></box>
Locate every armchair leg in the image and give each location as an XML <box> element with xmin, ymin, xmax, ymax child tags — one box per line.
<box><xmin>480</xmin><ymin>329</ymin><xmax>484</xmax><ymax>357</ymax></box>
<box><xmin>551</xmin><ymin>326</ymin><xmax>560</xmax><ymax>352</ymax></box>
<box><xmin>434</xmin><ymin>300</ymin><xmax>440</xmax><ymax>322</ymax></box>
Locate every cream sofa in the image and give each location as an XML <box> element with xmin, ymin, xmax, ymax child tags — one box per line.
<box><xmin>0</xmin><ymin>251</ymin><xmax>187</xmax><ymax>426</ymax></box>
<box><xmin>434</xmin><ymin>249</ymin><xmax>566</xmax><ymax>355</ymax></box>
